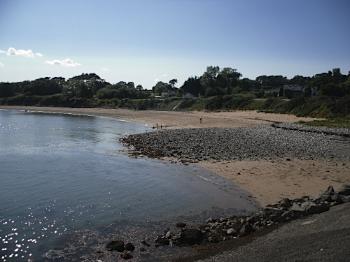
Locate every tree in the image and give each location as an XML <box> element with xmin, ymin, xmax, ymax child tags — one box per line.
<box><xmin>0</xmin><ymin>83</ymin><xmax>15</xmax><ymax>97</ymax></box>
<box><xmin>152</xmin><ymin>81</ymin><xmax>171</xmax><ymax>95</ymax></box>
<box><xmin>169</xmin><ymin>79</ymin><xmax>177</xmax><ymax>88</ymax></box>
<box><xmin>180</xmin><ymin>77</ymin><xmax>204</xmax><ymax>97</ymax></box>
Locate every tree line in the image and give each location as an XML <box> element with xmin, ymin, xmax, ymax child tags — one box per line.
<box><xmin>0</xmin><ymin>67</ymin><xmax>349</xmax><ymax>102</ymax></box>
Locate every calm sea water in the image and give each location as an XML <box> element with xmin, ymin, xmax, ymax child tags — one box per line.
<box><xmin>0</xmin><ymin>109</ymin><xmax>256</xmax><ymax>260</ymax></box>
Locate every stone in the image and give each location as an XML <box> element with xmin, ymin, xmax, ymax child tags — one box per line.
<box><xmin>239</xmin><ymin>223</ymin><xmax>253</xmax><ymax>236</ymax></box>
<box><xmin>301</xmin><ymin>201</ymin><xmax>330</xmax><ymax>215</ymax></box>
<box><xmin>226</xmin><ymin>228</ymin><xmax>236</xmax><ymax>235</ymax></box>
<box><xmin>208</xmin><ymin>234</ymin><xmax>220</xmax><ymax>243</ymax></box>
<box><xmin>165</xmin><ymin>231</ymin><xmax>172</xmax><ymax>239</ymax></box>
<box><xmin>125</xmin><ymin>243</ymin><xmax>135</xmax><ymax>251</ymax></box>
<box><xmin>120</xmin><ymin>251</ymin><xmax>133</xmax><ymax>260</ymax></box>
<box><xmin>279</xmin><ymin>198</ymin><xmax>292</xmax><ymax>209</ymax></box>
<box><xmin>106</xmin><ymin>240</ymin><xmax>125</xmax><ymax>252</ymax></box>
<box><xmin>319</xmin><ymin>186</ymin><xmax>335</xmax><ymax>201</ymax></box>
<box><xmin>176</xmin><ymin>222</ymin><xmax>187</xmax><ymax>228</ymax></box>
<box><xmin>177</xmin><ymin>228</ymin><xmax>203</xmax><ymax>245</ymax></box>
<box><xmin>141</xmin><ymin>240</ymin><xmax>150</xmax><ymax>247</ymax></box>
<box><xmin>339</xmin><ymin>185</ymin><xmax>350</xmax><ymax>196</ymax></box>
<box><xmin>155</xmin><ymin>236</ymin><xmax>170</xmax><ymax>246</ymax></box>
<box><xmin>340</xmin><ymin>195</ymin><xmax>350</xmax><ymax>203</ymax></box>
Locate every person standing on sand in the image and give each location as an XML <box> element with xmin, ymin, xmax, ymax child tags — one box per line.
<box><xmin>200</xmin><ymin>117</ymin><xmax>203</xmax><ymax>124</ymax></box>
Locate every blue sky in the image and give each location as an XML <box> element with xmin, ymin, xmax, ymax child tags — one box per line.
<box><xmin>0</xmin><ymin>0</ymin><xmax>349</xmax><ymax>88</ymax></box>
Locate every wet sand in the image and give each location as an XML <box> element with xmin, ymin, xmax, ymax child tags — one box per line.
<box><xmin>199</xmin><ymin>159</ymin><xmax>350</xmax><ymax>206</ymax></box>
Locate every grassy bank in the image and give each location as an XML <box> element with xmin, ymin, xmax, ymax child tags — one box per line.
<box><xmin>1</xmin><ymin>94</ymin><xmax>350</xmax><ymax>120</ymax></box>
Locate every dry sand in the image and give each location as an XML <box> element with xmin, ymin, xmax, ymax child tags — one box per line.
<box><xmin>2</xmin><ymin>105</ymin><xmax>348</xmax><ymax>206</ymax></box>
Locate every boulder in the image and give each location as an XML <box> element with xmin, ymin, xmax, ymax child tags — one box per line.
<box><xmin>339</xmin><ymin>185</ymin><xmax>350</xmax><ymax>196</ymax></box>
<box><xmin>177</xmin><ymin>228</ymin><xmax>203</xmax><ymax>245</ymax></box>
<box><xmin>176</xmin><ymin>222</ymin><xmax>187</xmax><ymax>228</ymax></box>
<box><xmin>226</xmin><ymin>228</ymin><xmax>236</xmax><ymax>235</ymax></box>
<box><xmin>125</xmin><ymin>243</ymin><xmax>135</xmax><ymax>251</ymax></box>
<box><xmin>340</xmin><ymin>195</ymin><xmax>350</xmax><ymax>203</ymax></box>
<box><xmin>106</xmin><ymin>240</ymin><xmax>125</xmax><ymax>252</ymax></box>
<box><xmin>319</xmin><ymin>185</ymin><xmax>335</xmax><ymax>201</ymax></box>
<box><xmin>239</xmin><ymin>223</ymin><xmax>253</xmax><ymax>236</ymax></box>
<box><xmin>278</xmin><ymin>198</ymin><xmax>292</xmax><ymax>209</ymax></box>
<box><xmin>155</xmin><ymin>235</ymin><xmax>170</xmax><ymax>246</ymax></box>
<box><xmin>294</xmin><ymin>201</ymin><xmax>330</xmax><ymax>215</ymax></box>
<box><xmin>305</xmin><ymin>203</ymin><xmax>329</xmax><ymax>214</ymax></box>
<box><xmin>165</xmin><ymin>231</ymin><xmax>172</xmax><ymax>239</ymax></box>
<box><xmin>141</xmin><ymin>240</ymin><xmax>150</xmax><ymax>247</ymax></box>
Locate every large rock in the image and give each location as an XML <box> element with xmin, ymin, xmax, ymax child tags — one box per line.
<box><xmin>239</xmin><ymin>223</ymin><xmax>254</xmax><ymax>236</ymax></box>
<box><xmin>176</xmin><ymin>222</ymin><xmax>187</xmax><ymax>228</ymax></box>
<box><xmin>278</xmin><ymin>198</ymin><xmax>292</xmax><ymax>209</ymax></box>
<box><xmin>124</xmin><ymin>242</ymin><xmax>135</xmax><ymax>251</ymax></box>
<box><xmin>339</xmin><ymin>185</ymin><xmax>350</xmax><ymax>196</ymax></box>
<box><xmin>177</xmin><ymin>228</ymin><xmax>203</xmax><ymax>245</ymax></box>
<box><xmin>291</xmin><ymin>201</ymin><xmax>329</xmax><ymax>215</ymax></box>
<box><xmin>155</xmin><ymin>236</ymin><xmax>170</xmax><ymax>246</ymax></box>
<box><xmin>319</xmin><ymin>186</ymin><xmax>335</xmax><ymax>201</ymax></box>
<box><xmin>106</xmin><ymin>240</ymin><xmax>125</xmax><ymax>252</ymax></box>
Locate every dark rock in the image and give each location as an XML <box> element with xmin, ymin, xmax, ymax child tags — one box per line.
<box><xmin>176</xmin><ymin>222</ymin><xmax>187</xmax><ymax>228</ymax></box>
<box><xmin>177</xmin><ymin>228</ymin><xmax>203</xmax><ymax>245</ymax></box>
<box><xmin>106</xmin><ymin>240</ymin><xmax>125</xmax><ymax>252</ymax></box>
<box><xmin>141</xmin><ymin>240</ymin><xmax>151</xmax><ymax>247</ymax></box>
<box><xmin>339</xmin><ymin>185</ymin><xmax>350</xmax><ymax>196</ymax></box>
<box><xmin>155</xmin><ymin>236</ymin><xmax>170</xmax><ymax>246</ymax></box>
<box><xmin>279</xmin><ymin>198</ymin><xmax>292</xmax><ymax>209</ymax></box>
<box><xmin>140</xmin><ymin>247</ymin><xmax>146</xmax><ymax>252</ymax></box>
<box><xmin>120</xmin><ymin>251</ymin><xmax>133</xmax><ymax>260</ymax></box>
<box><xmin>319</xmin><ymin>185</ymin><xmax>335</xmax><ymax>201</ymax></box>
<box><xmin>239</xmin><ymin>223</ymin><xmax>253</xmax><ymax>236</ymax></box>
<box><xmin>340</xmin><ymin>195</ymin><xmax>350</xmax><ymax>203</ymax></box>
<box><xmin>307</xmin><ymin>203</ymin><xmax>329</xmax><ymax>214</ymax></box>
<box><xmin>207</xmin><ymin>234</ymin><xmax>221</xmax><ymax>243</ymax></box>
<box><xmin>125</xmin><ymin>242</ymin><xmax>135</xmax><ymax>251</ymax></box>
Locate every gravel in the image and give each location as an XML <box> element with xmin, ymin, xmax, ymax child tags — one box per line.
<box><xmin>121</xmin><ymin>125</ymin><xmax>350</xmax><ymax>162</ymax></box>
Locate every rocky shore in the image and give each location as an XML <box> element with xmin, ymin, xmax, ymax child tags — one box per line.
<box><xmin>103</xmin><ymin>186</ymin><xmax>350</xmax><ymax>260</ymax></box>
<box><xmin>121</xmin><ymin>125</ymin><xmax>350</xmax><ymax>163</ymax></box>
<box><xmin>272</xmin><ymin>122</ymin><xmax>350</xmax><ymax>138</ymax></box>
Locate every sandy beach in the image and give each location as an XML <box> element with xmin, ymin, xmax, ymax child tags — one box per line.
<box><xmin>200</xmin><ymin>159</ymin><xmax>350</xmax><ymax>206</ymax></box>
<box><xmin>0</xmin><ymin>105</ymin><xmax>316</xmax><ymax>128</ymax></box>
<box><xmin>2</xmin><ymin>105</ymin><xmax>349</xmax><ymax>206</ymax></box>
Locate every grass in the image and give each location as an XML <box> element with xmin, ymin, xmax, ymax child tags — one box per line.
<box><xmin>299</xmin><ymin>118</ymin><xmax>350</xmax><ymax>128</ymax></box>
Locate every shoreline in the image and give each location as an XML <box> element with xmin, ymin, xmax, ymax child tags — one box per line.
<box><xmin>0</xmin><ymin>105</ymin><xmax>317</xmax><ymax>129</ymax></box>
<box><xmin>2</xmin><ymin>105</ymin><xmax>349</xmax><ymax>207</ymax></box>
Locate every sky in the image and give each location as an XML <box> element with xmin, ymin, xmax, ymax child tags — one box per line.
<box><xmin>0</xmin><ymin>0</ymin><xmax>349</xmax><ymax>88</ymax></box>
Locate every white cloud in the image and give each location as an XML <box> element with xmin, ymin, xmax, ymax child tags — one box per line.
<box><xmin>45</xmin><ymin>58</ymin><xmax>81</xmax><ymax>67</ymax></box>
<box><xmin>5</xmin><ymin>47</ymin><xmax>43</xmax><ymax>58</ymax></box>
<box><xmin>0</xmin><ymin>62</ymin><xmax>4</xmax><ymax>67</ymax></box>
<box><xmin>0</xmin><ymin>49</ymin><xmax>5</xmax><ymax>54</ymax></box>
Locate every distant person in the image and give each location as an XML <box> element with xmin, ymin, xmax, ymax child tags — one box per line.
<box><xmin>200</xmin><ymin>117</ymin><xmax>203</xmax><ymax>124</ymax></box>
